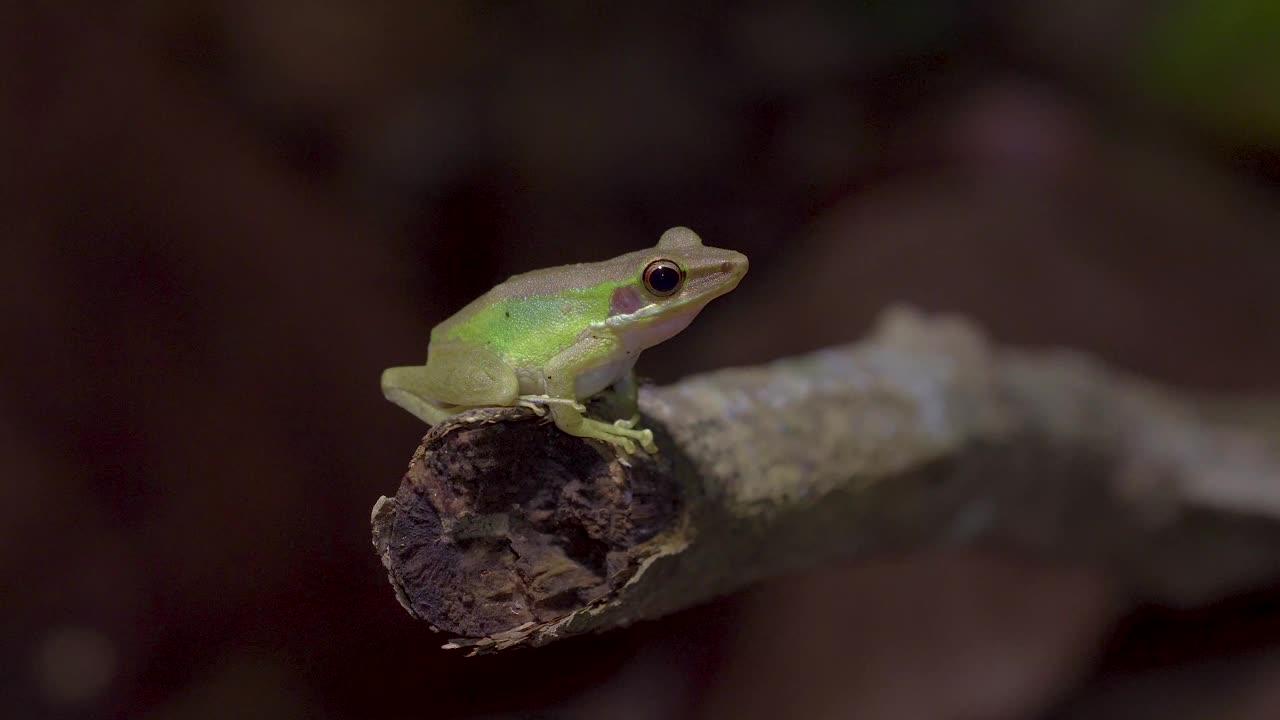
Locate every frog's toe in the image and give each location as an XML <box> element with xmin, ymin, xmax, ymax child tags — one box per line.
<box><xmin>518</xmin><ymin>394</ymin><xmax>585</xmax><ymax>414</ymax></box>
<box><xmin>610</xmin><ymin>425</ymin><xmax>655</xmax><ymax>454</ymax></box>
<box><xmin>612</xmin><ymin>413</ymin><xmax>641</xmax><ymax>430</ymax></box>
<box><xmin>638</xmin><ymin>429</ymin><xmax>657</xmax><ymax>453</ymax></box>
<box><xmin>516</xmin><ymin>399</ymin><xmax>548</xmax><ymax>416</ymax></box>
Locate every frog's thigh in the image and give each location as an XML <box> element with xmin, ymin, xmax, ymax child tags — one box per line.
<box><xmin>389</xmin><ymin>343</ymin><xmax>520</xmax><ymax>408</ymax></box>
<box><xmin>380</xmin><ymin>367</ymin><xmax>458</xmax><ymax>425</ymax></box>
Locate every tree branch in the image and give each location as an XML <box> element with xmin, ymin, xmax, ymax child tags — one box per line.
<box><xmin>371</xmin><ymin>306</ymin><xmax>1280</xmax><ymax>652</ymax></box>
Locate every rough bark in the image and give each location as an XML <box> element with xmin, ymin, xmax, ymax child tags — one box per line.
<box><xmin>371</xmin><ymin>306</ymin><xmax>1280</xmax><ymax>652</ymax></box>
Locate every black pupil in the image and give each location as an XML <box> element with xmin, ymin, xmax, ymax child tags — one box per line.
<box><xmin>648</xmin><ymin>265</ymin><xmax>680</xmax><ymax>293</ymax></box>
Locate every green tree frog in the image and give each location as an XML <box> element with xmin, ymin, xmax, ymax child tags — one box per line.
<box><xmin>381</xmin><ymin>227</ymin><xmax>748</xmax><ymax>454</ymax></box>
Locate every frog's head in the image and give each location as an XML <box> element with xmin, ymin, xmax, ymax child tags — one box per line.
<box><xmin>607</xmin><ymin>227</ymin><xmax>748</xmax><ymax>349</ymax></box>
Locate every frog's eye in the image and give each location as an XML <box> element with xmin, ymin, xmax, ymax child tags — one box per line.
<box><xmin>643</xmin><ymin>259</ymin><xmax>683</xmax><ymax>296</ymax></box>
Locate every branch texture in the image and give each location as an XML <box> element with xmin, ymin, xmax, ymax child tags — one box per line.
<box><xmin>371</xmin><ymin>307</ymin><xmax>1280</xmax><ymax>651</ymax></box>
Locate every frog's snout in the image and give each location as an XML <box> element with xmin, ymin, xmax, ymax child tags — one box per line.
<box><xmin>722</xmin><ymin>252</ymin><xmax>748</xmax><ymax>277</ymax></box>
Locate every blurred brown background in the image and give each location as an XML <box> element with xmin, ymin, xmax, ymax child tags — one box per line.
<box><xmin>4</xmin><ymin>1</ymin><xmax>1280</xmax><ymax>718</ymax></box>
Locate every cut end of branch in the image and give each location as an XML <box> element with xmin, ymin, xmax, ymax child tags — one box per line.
<box><xmin>371</xmin><ymin>408</ymin><xmax>683</xmax><ymax>641</ymax></box>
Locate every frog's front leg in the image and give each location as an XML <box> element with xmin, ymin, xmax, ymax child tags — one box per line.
<box><xmin>609</xmin><ymin>370</ymin><xmax>643</xmax><ymax>430</ymax></box>
<box><xmin>543</xmin><ymin>338</ymin><xmax>657</xmax><ymax>454</ymax></box>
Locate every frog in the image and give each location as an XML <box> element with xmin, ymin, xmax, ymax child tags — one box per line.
<box><xmin>380</xmin><ymin>226</ymin><xmax>748</xmax><ymax>454</ymax></box>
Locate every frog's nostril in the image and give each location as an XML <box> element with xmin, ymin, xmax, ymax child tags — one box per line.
<box><xmin>720</xmin><ymin>261</ymin><xmax>733</xmax><ymax>273</ymax></box>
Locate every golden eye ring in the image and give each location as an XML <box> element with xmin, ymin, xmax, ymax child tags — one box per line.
<box><xmin>643</xmin><ymin>259</ymin><xmax>683</xmax><ymax>296</ymax></box>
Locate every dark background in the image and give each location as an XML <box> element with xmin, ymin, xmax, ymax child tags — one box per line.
<box><xmin>5</xmin><ymin>1</ymin><xmax>1280</xmax><ymax>718</ymax></box>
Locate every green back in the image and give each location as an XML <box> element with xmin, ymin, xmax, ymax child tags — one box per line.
<box><xmin>434</xmin><ymin>280</ymin><xmax>626</xmax><ymax>366</ymax></box>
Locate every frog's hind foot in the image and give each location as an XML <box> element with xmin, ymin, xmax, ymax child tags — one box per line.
<box><xmin>515</xmin><ymin>399</ymin><xmax>548</xmax><ymax>416</ymax></box>
<box><xmin>517</xmin><ymin>395</ymin><xmax>587</xmax><ymax>415</ymax></box>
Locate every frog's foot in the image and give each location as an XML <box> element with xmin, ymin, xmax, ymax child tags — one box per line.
<box><xmin>515</xmin><ymin>399</ymin><xmax>547</xmax><ymax>416</ymax></box>
<box><xmin>610</xmin><ymin>415</ymin><xmax>656</xmax><ymax>454</ymax></box>
<box><xmin>518</xmin><ymin>394</ymin><xmax>587</xmax><ymax>414</ymax></box>
<box><xmin>551</xmin><ymin>413</ymin><xmax>657</xmax><ymax>455</ymax></box>
<box><xmin>591</xmin><ymin>421</ymin><xmax>656</xmax><ymax>455</ymax></box>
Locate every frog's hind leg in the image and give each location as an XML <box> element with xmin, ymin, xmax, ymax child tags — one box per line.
<box><xmin>380</xmin><ymin>343</ymin><xmax>519</xmax><ymax>425</ymax></box>
<box><xmin>380</xmin><ymin>366</ymin><xmax>463</xmax><ymax>425</ymax></box>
